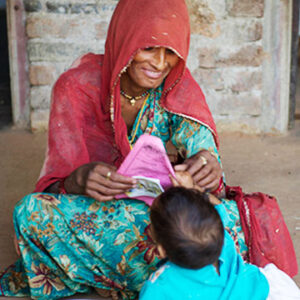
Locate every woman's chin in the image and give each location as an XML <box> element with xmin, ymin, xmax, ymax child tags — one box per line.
<box><xmin>140</xmin><ymin>78</ymin><xmax>165</xmax><ymax>90</ymax></box>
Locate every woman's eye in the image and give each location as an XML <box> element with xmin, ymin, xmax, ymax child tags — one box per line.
<box><xmin>144</xmin><ymin>47</ymin><xmax>154</xmax><ymax>51</ymax></box>
<box><xmin>166</xmin><ymin>49</ymin><xmax>176</xmax><ymax>55</ymax></box>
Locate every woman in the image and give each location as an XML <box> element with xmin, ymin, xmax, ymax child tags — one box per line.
<box><xmin>0</xmin><ymin>0</ymin><xmax>248</xmax><ymax>299</ymax></box>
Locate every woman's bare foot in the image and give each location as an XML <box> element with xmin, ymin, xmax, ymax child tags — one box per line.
<box><xmin>95</xmin><ymin>288</ymin><xmax>118</xmax><ymax>299</ymax></box>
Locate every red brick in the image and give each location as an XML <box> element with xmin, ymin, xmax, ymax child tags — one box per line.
<box><xmin>231</xmin><ymin>19</ymin><xmax>263</xmax><ymax>42</ymax></box>
<box><xmin>230</xmin><ymin>70</ymin><xmax>262</xmax><ymax>93</ymax></box>
<box><xmin>95</xmin><ymin>22</ymin><xmax>109</xmax><ymax>40</ymax></box>
<box><xmin>193</xmin><ymin>69</ymin><xmax>224</xmax><ymax>91</ymax></box>
<box><xmin>31</xmin><ymin>110</ymin><xmax>49</xmax><ymax>132</ymax></box>
<box><xmin>186</xmin><ymin>0</ymin><xmax>221</xmax><ymax>37</ymax></box>
<box><xmin>29</xmin><ymin>65</ymin><xmax>56</xmax><ymax>86</ymax></box>
<box><xmin>227</xmin><ymin>0</ymin><xmax>264</xmax><ymax>17</ymax></box>
<box><xmin>216</xmin><ymin>45</ymin><xmax>264</xmax><ymax>67</ymax></box>
<box><xmin>26</xmin><ymin>16</ymin><xmax>81</xmax><ymax>39</ymax></box>
<box><xmin>206</xmin><ymin>90</ymin><xmax>262</xmax><ymax>116</ymax></box>
<box><xmin>197</xmin><ymin>47</ymin><xmax>218</xmax><ymax>69</ymax></box>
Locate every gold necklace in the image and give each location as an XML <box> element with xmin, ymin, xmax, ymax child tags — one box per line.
<box><xmin>128</xmin><ymin>93</ymin><xmax>150</xmax><ymax>145</ymax></box>
<box><xmin>120</xmin><ymin>89</ymin><xmax>150</xmax><ymax>106</ymax></box>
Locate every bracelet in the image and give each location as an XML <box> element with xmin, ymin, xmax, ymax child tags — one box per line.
<box><xmin>211</xmin><ymin>178</ymin><xmax>224</xmax><ymax>196</ymax></box>
<box><xmin>58</xmin><ymin>178</ymin><xmax>67</xmax><ymax>194</ymax></box>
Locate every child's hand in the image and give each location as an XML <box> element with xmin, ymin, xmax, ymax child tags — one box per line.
<box><xmin>170</xmin><ymin>171</ymin><xmax>204</xmax><ymax>192</ymax></box>
<box><xmin>170</xmin><ymin>172</ymin><xmax>222</xmax><ymax>205</ymax></box>
<box><xmin>170</xmin><ymin>171</ymin><xmax>193</xmax><ymax>187</ymax></box>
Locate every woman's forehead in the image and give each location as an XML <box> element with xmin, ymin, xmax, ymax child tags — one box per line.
<box><xmin>136</xmin><ymin>46</ymin><xmax>183</xmax><ymax>59</ymax></box>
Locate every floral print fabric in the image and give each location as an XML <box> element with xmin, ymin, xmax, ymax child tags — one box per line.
<box><xmin>1</xmin><ymin>195</ymin><xmax>156</xmax><ymax>299</ymax></box>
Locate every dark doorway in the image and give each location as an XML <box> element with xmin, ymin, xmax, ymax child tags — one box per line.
<box><xmin>296</xmin><ymin>3</ymin><xmax>300</xmax><ymax>121</ymax></box>
<box><xmin>290</xmin><ymin>0</ymin><xmax>300</xmax><ymax>127</ymax></box>
<box><xmin>0</xmin><ymin>0</ymin><xmax>12</xmax><ymax>128</ymax></box>
<box><xmin>296</xmin><ymin>51</ymin><xmax>300</xmax><ymax>121</ymax></box>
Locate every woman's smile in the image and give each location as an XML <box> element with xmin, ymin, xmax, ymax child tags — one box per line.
<box><xmin>142</xmin><ymin>68</ymin><xmax>163</xmax><ymax>80</ymax></box>
<box><xmin>121</xmin><ymin>47</ymin><xmax>179</xmax><ymax>95</ymax></box>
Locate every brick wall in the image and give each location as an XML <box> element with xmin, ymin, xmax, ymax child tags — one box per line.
<box><xmin>187</xmin><ymin>0</ymin><xmax>264</xmax><ymax>133</ymax></box>
<box><xmin>25</xmin><ymin>0</ymin><xmax>266</xmax><ymax>132</ymax></box>
<box><xmin>24</xmin><ymin>0</ymin><xmax>116</xmax><ymax>130</ymax></box>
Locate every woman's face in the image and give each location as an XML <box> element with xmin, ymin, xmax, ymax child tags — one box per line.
<box><xmin>125</xmin><ymin>47</ymin><xmax>180</xmax><ymax>91</ymax></box>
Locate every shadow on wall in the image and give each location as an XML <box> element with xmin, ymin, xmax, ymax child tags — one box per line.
<box><xmin>296</xmin><ymin>34</ymin><xmax>300</xmax><ymax>118</ymax></box>
<box><xmin>0</xmin><ymin>0</ymin><xmax>12</xmax><ymax>129</ymax></box>
<box><xmin>0</xmin><ymin>0</ymin><xmax>5</xmax><ymax>9</ymax></box>
<box><xmin>298</xmin><ymin>36</ymin><xmax>300</xmax><ymax>66</ymax></box>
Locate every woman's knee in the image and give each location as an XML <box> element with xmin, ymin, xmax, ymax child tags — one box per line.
<box><xmin>13</xmin><ymin>193</ymin><xmax>40</xmax><ymax>224</ymax></box>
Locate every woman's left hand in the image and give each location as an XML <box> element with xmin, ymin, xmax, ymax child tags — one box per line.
<box><xmin>174</xmin><ymin>150</ymin><xmax>222</xmax><ymax>192</ymax></box>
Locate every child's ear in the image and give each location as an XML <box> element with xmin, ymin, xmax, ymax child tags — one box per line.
<box><xmin>157</xmin><ymin>244</ymin><xmax>167</xmax><ymax>259</ymax></box>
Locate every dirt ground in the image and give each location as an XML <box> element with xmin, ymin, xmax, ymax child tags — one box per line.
<box><xmin>0</xmin><ymin>121</ymin><xmax>300</xmax><ymax>298</ymax></box>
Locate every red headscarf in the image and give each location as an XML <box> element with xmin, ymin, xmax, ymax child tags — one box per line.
<box><xmin>35</xmin><ymin>0</ymin><xmax>218</xmax><ymax>192</ymax></box>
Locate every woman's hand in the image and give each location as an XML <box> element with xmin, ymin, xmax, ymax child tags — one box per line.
<box><xmin>174</xmin><ymin>150</ymin><xmax>222</xmax><ymax>192</ymax></box>
<box><xmin>166</xmin><ymin>140</ymin><xmax>180</xmax><ymax>165</ymax></box>
<box><xmin>65</xmin><ymin>162</ymin><xmax>136</xmax><ymax>202</ymax></box>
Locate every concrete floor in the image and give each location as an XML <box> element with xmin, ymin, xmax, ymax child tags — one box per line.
<box><xmin>0</xmin><ymin>121</ymin><xmax>300</xmax><ymax>298</ymax></box>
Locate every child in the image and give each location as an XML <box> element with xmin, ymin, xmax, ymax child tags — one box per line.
<box><xmin>140</xmin><ymin>178</ymin><xmax>300</xmax><ymax>299</ymax></box>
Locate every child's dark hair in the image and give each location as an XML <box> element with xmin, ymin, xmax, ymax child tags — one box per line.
<box><xmin>150</xmin><ymin>187</ymin><xmax>224</xmax><ymax>269</ymax></box>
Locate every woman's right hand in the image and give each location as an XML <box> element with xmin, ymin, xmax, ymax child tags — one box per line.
<box><xmin>65</xmin><ymin>162</ymin><xmax>137</xmax><ymax>202</ymax></box>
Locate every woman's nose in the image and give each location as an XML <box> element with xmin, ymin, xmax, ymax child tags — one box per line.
<box><xmin>152</xmin><ymin>48</ymin><xmax>166</xmax><ymax>70</ymax></box>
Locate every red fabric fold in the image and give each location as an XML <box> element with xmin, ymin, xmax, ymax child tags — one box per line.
<box><xmin>35</xmin><ymin>0</ymin><xmax>218</xmax><ymax>192</ymax></box>
<box><xmin>226</xmin><ymin>186</ymin><xmax>298</xmax><ymax>278</ymax></box>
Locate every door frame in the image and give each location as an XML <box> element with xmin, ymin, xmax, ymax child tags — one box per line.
<box><xmin>289</xmin><ymin>0</ymin><xmax>300</xmax><ymax>128</ymax></box>
<box><xmin>6</xmin><ymin>0</ymin><xmax>30</xmax><ymax>128</ymax></box>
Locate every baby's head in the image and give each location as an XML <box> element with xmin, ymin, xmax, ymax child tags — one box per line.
<box><xmin>150</xmin><ymin>187</ymin><xmax>224</xmax><ymax>269</ymax></box>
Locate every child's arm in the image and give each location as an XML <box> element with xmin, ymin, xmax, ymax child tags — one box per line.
<box><xmin>140</xmin><ymin>282</ymin><xmax>162</xmax><ymax>300</ymax></box>
<box><xmin>139</xmin><ymin>267</ymin><xmax>168</xmax><ymax>300</ymax></box>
